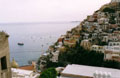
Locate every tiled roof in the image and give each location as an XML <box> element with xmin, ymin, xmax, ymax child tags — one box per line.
<box><xmin>19</xmin><ymin>65</ymin><xmax>34</xmax><ymax>71</ymax></box>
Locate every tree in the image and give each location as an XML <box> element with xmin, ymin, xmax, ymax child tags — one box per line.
<box><xmin>40</xmin><ymin>68</ymin><xmax>57</xmax><ymax>78</ymax></box>
<box><xmin>103</xmin><ymin>60</ymin><xmax>120</xmax><ymax>69</ymax></box>
<box><xmin>58</xmin><ymin>43</ymin><xmax>120</xmax><ymax>69</ymax></box>
<box><xmin>102</xmin><ymin>7</ymin><xmax>115</xmax><ymax>13</ymax></box>
<box><xmin>109</xmin><ymin>16</ymin><xmax>116</xmax><ymax>24</ymax></box>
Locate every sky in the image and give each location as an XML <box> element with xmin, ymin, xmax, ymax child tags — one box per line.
<box><xmin>0</xmin><ymin>0</ymin><xmax>111</xmax><ymax>23</ymax></box>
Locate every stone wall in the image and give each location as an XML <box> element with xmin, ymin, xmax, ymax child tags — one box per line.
<box><xmin>0</xmin><ymin>32</ymin><xmax>11</xmax><ymax>78</ymax></box>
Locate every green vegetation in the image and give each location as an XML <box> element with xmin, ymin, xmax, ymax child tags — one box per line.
<box><xmin>45</xmin><ymin>60</ymin><xmax>64</xmax><ymax>68</ymax></box>
<box><xmin>58</xmin><ymin>42</ymin><xmax>105</xmax><ymax>67</ymax></box>
<box><xmin>57</xmin><ymin>42</ymin><xmax>120</xmax><ymax>69</ymax></box>
<box><xmin>38</xmin><ymin>41</ymin><xmax>120</xmax><ymax>70</ymax></box>
<box><xmin>102</xmin><ymin>7</ymin><xmax>115</xmax><ymax>13</ymax></box>
<box><xmin>40</xmin><ymin>68</ymin><xmax>57</xmax><ymax>78</ymax></box>
<box><xmin>109</xmin><ymin>16</ymin><xmax>116</xmax><ymax>24</ymax></box>
<box><xmin>103</xmin><ymin>60</ymin><xmax>120</xmax><ymax>69</ymax></box>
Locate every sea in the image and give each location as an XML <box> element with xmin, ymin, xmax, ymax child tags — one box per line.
<box><xmin>0</xmin><ymin>22</ymin><xmax>79</xmax><ymax>66</ymax></box>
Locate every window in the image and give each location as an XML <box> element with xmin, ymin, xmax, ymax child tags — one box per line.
<box><xmin>117</xmin><ymin>43</ymin><xmax>119</xmax><ymax>45</ymax></box>
<box><xmin>114</xmin><ymin>43</ymin><xmax>116</xmax><ymax>46</ymax></box>
<box><xmin>110</xmin><ymin>43</ymin><xmax>112</xmax><ymax>46</ymax></box>
<box><xmin>1</xmin><ymin>56</ymin><xmax>7</xmax><ymax>70</ymax></box>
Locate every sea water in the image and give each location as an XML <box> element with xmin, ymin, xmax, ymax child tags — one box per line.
<box><xmin>0</xmin><ymin>22</ymin><xmax>79</xmax><ymax>66</ymax></box>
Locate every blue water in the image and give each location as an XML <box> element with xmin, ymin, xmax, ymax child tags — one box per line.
<box><xmin>0</xmin><ymin>22</ymin><xmax>79</xmax><ymax>66</ymax></box>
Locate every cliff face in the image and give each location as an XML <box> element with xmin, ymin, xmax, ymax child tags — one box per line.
<box><xmin>0</xmin><ymin>32</ymin><xmax>11</xmax><ymax>78</ymax></box>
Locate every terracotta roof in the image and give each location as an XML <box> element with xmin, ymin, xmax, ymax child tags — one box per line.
<box><xmin>19</xmin><ymin>65</ymin><xmax>34</xmax><ymax>71</ymax></box>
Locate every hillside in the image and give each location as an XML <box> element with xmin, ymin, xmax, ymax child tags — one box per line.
<box><xmin>37</xmin><ymin>1</ymin><xmax>120</xmax><ymax>71</ymax></box>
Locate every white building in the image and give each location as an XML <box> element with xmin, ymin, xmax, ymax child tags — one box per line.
<box><xmin>102</xmin><ymin>36</ymin><xmax>109</xmax><ymax>42</ymax></box>
<box><xmin>91</xmin><ymin>45</ymin><xmax>104</xmax><ymax>53</ymax></box>
<box><xmin>12</xmin><ymin>68</ymin><xmax>39</xmax><ymax>78</ymax></box>
<box><xmin>60</xmin><ymin>64</ymin><xmax>120</xmax><ymax>78</ymax></box>
<box><xmin>104</xmin><ymin>46</ymin><xmax>120</xmax><ymax>61</ymax></box>
<box><xmin>104</xmin><ymin>46</ymin><xmax>120</xmax><ymax>53</ymax></box>
<box><xmin>51</xmin><ymin>51</ymin><xmax>60</xmax><ymax>62</ymax></box>
<box><xmin>98</xmin><ymin>17</ymin><xmax>109</xmax><ymax>25</ymax></box>
<box><xmin>108</xmin><ymin>42</ymin><xmax>120</xmax><ymax>46</ymax></box>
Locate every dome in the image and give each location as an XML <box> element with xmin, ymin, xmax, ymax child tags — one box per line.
<box><xmin>11</xmin><ymin>58</ymin><xmax>19</xmax><ymax>68</ymax></box>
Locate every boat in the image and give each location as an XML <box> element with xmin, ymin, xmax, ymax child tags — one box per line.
<box><xmin>18</xmin><ymin>43</ymin><xmax>24</xmax><ymax>45</ymax></box>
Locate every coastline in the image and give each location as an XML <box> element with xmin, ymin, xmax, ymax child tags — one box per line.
<box><xmin>1</xmin><ymin>22</ymin><xmax>80</xmax><ymax>66</ymax></box>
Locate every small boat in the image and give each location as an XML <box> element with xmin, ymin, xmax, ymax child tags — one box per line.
<box><xmin>18</xmin><ymin>43</ymin><xmax>24</xmax><ymax>45</ymax></box>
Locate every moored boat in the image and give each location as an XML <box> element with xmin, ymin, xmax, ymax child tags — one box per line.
<box><xmin>18</xmin><ymin>43</ymin><xmax>24</xmax><ymax>45</ymax></box>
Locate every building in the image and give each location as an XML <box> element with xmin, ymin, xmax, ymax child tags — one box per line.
<box><xmin>111</xmin><ymin>0</ymin><xmax>120</xmax><ymax>3</ymax></box>
<box><xmin>83</xmin><ymin>33</ymin><xmax>89</xmax><ymax>39</ymax></box>
<box><xmin>104</xmin><ymin>46</ymin><xmax>120</xmax><ymax>61</ymax></box>
<box><xmin>80</xmin><ymin>40</ymin><xmax>91</xmax><ymax>50</ymax></box>
<box><xmin>91</xmin><ymin>45</ymin><xmax>104</xmax><ymax>53</ymax></box>
<box><xmin>102</xmin><ymin>36</ymin><xmax>109</xmax><ymax>42</ymax></box>
<box><xmin>98</xmin><ymin>17</ymin><xmax>109</xmax><ymax>25</ymax></box>
<box><xmin>64</xmin><ymin>40</ymin><xmax>76</xmax><ymax>48</ymax></box>
<box><xmin>108</xmin><ymin>42</ymin><xmax>120</xmax><ymax>46</ymax></box>
<box><xmin>50</xmin><ymin>51</ymin><xmax>60</xmax><ymax>62</ymax></box>
<box><xmin>11</xmin><ymin>68</ymin><xmax>39</xmax><ymax>78</ymax></box>
<box><xmin>0</xmin><ymin>31</ymin><xmax>11</xmax><ymax>78</ymax></box>
<box><xmin>60</xmin><ymin>64</ymin><xmax>120</xmax><ymax>78</ymax></box>
<box><xmin>59</xmin><ymin>46</ymin><xmax>66</xmax><ymax>52</ymax></box>
<box><xmin>115</xmin><ymin>11</ymin><xmax>120</xmax><ymax>25</ymax></box>
<box><xmin>11</xmin><ymin>61</ymin><xmax>39</xmax><ymax>78</ymax></box>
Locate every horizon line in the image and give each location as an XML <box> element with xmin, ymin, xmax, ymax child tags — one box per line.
<box><xmin>0</xmin><ymin>21</ymin><xmax>81</xmax><ymax>24</ymax></box>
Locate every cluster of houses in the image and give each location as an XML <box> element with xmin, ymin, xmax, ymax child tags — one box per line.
<box><xmin>38</xmin><ymin>0</ymin><xmax>120</xmax><ymax>78</ymax></box>
<box><xmin>79</xmin><ymin>1</ymin><xmax>120</xmax><ymax>62</ymax></box>
<box><xmin>40</xmin><ymin>0</ymin><xmax>120</xmax><ymax>66</ymax></box>
<box><xmin>1</xmin><ymin>0</ymin><xmax>120</xmax><ymax>78</ymax></box>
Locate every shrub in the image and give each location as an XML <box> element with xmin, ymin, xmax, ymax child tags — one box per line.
<box><xmin>102</xmin><ymin>7</ymin><xmax>115</xmax><ymax>13</ymax></box>
<box><xmin>40</xmin><ymin>68</ymin><xmax>57</xmax><ymax>78</ymax></box>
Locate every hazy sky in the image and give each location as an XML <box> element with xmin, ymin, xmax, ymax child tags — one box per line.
<box><xmin>0</xmin><ymin>0</ymin><xmax>110</xmax><ymax>23</ymax></box>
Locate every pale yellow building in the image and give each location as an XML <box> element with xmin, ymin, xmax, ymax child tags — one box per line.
<box><xmin>80</xmin><ymin>40</ymin><xmax>91</xmax><ymax>50</ymax></box>
<box><xmin>64</xmin><ymin>40</ymin><xmax>76</xmax><ymax>48</ymax></box>
<box><xmin>0</xmin><ymin>31</ymin><xmax>11</xmax><ymax>78</ymax></box>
